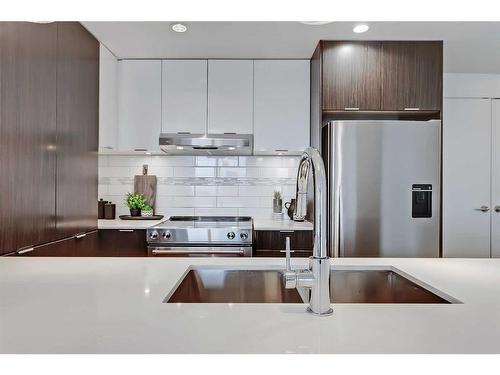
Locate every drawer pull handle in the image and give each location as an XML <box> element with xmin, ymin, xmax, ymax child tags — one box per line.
<box><xmin>279</xmin><ymin>230</ymin><xmax>294</xmax><ymax>233</ymax></box>
<box><xmin>344</xmin><ymin>107</ymin><xmax>360</xmax><ymax>111</ymax></box>
<box><xmin>404</xmin><ymin>107</ymin><xmax>421</xmax><ymax>111</ymax></box>
<box><xmin>279</xmin><ymin>250</ymin><xmax>295</xmax><ymax>253</ymax></box>
<box><xmin>17</xmin><ymin>246</ymin><xmax>34</xmax><ymax>255</ymax></box>
<box><xmin>74</xmin><ymin>233</ymin><xmax>87</xmax><ymax>239</ymax></box>
<box><xmin>118</xmin><ymin>229</ymin><xmax>134</xmax><ymax>232</ymax></box>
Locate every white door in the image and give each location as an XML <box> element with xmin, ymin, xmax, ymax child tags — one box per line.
<box><xmin>99</xmin><ymin>44</ymin><xmax>118</xmax><ymax>151</ymax></box>
<box><xmin>207</xmin><ymin>60</ymin><xmax>253</xmax><ymax>134</ymax></box>
<box><xmin>492</xmin><ymin>100</ymin><xmax>500</xmax><ymax>257</ymax></box>
<box><xmin>162</xmin><ymin>60</ymin><xmax>207</xmax><ymax>134</ymax></box>
<box><xmin>117</xmin><ymin>60</ymin><xmax>162</xmax><ymax>152</ymax></box>
<box><xmin>253</xmin><ymin>60</ymin><xmax>310</xmax><ymax>155</ymax></box>
<box><xmin>443</xmin><ymin>98</ymin><xmax>491</xmax><ymax>257</ymax></box>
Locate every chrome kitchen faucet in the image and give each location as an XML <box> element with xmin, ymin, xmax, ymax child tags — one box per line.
<box><xmin>283</xmin><ymin>147</ymin><xmax>333</xmax><ymax>316</ymax></box>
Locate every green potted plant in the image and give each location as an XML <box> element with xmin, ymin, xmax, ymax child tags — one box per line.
<box><xmin>141</xmin><ymin>204</ymin><xmax>154</xmax><ymax>217</ymax></box>
<box><xmin>125</xmin><ymin>192</ymin><xmax>146</xmax><ymax>217</ymax></box>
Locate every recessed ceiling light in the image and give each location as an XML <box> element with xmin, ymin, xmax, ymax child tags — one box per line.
<box><xmin>299</xmin><ymin>21</ymin><xmax>333</xmax><ymax>26</ymax></box>
<box><xmin>353</xmin><ymin>24</ymin><xmax>369</xmax><ymax>33</ymax></box>
<box><xmin>171</xmin><ymin>23</ymin><xmax>187</xmax><ymax>33</ymax></box>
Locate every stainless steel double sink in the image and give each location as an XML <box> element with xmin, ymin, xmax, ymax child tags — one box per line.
<box><xmin>164</xmin><ymin>267</ymin><xmax>457</xmax><ymax>304</ymax></box>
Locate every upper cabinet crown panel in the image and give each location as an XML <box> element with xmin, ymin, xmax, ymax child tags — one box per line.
<box><xmin>381</xmin><ymin>41</ymin><xmax>443</xmax><ymax>111</ymax></box>
<box><xmin>117</xmin><ymin>60</ymin><xmax>162</xmax><ymax>151</ymax></box>
<box><xmin>207</xmin><ymin>60</ymin><xmax>254</xmax><ymax>134</ymax></box>
<box><xmin>254</xmin><ymin>60</ymin><xmax>310</xmax><ymax>155</ymax></box>
<box><xmin>162</xmin><ymin>60</ymin><xmax>208</xmax><ymax>134</ymax></box>
<box><xmin>322</xmin><ymin>41</ymin><xmax>382</xmax><ymax>110</ymax></box>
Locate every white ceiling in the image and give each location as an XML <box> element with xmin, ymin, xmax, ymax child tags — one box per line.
<box><xmin>82</xmin><ymin>21</ymin><xmax>500</xmax><ymax>73</ymax></box>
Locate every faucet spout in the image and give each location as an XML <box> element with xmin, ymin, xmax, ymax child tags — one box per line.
<box><xmin>285</xmin><ymin>147</ymin><xmax>332</xmax><ymax>316</ymax></box>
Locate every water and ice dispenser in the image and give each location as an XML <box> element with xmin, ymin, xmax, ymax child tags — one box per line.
<box><xmin>412</xmin><ymin>184</ymin><xmax>432</xmax><ymax>218</ymax></box>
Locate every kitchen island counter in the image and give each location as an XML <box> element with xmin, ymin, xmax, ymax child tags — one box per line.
<box><xmin>0</xmin><ymin>257</ymin><xmax>499</xmax><ymax>354</ymax></box>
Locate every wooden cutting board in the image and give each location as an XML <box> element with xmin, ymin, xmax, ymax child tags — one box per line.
<box><xmin>134</xmin><ymin>172</ymin><xmax>157</xmax><ymax>210</ymax></box>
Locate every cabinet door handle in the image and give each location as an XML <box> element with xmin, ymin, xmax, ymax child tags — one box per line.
<box><xmin>74</xmin><ymin>233</ymin><xmax>87</xmax><ymax>239</ymax></box>
<box><xmin>344</xmin><ymin>107</ymin><xmax>360</xmax><ymax>111</ymax></box>
<box><xmin>494</xmin><ymin>206</ymin><xmax>500</xmax><ymax>213</ymax></box>
<box><xmin>134</xmin><ymin>148</ymin><xmax>147</xmax><ymax>152</ymax></box>
<box><xmin>118</xmin><ymin>229</ymin><xmax>134</xmax><ymax>232</ymax></box>
<box><xmin>17</xmin><ymin>246</ymin><xmax>34</xmax><ymax>255</ymax></box>
<box><xmin>474</xmin><ymin>206</ymin><xmax>490</xmax><ymax>212</ymax></box>
<box><xmin>279</xmin><ymin>230</ymin><xmax>294</xmax><ymax>233</ymax></box>
<box><xmin>404</xmin><ymin>107</ymin><xmax>421</xmax><ymax>111</ymax></box>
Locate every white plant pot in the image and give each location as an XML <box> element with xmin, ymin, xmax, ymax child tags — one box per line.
<box><xmin>141</xmin><ymin>210</ymin><xmax>153</xmax><ymax>217</ymax></box>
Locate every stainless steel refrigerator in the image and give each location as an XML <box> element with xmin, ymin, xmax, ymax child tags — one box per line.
<box><xmin>322</xmin><ymin>120</ymin><xmax>441</xmax><ymax>258</ymax></box>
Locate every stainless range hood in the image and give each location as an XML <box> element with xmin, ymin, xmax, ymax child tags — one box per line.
<box><xmin>159</xmin><ymin>133</ymin><xmax>253</xmax><ymax>156</ymax></box>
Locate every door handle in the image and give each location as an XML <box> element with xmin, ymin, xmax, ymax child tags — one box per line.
<box><xmin>474</xmin><ymin>206</ymin><xmax>490</xmax><ymax>212</ymax></box>
<box><xmin>494</xmin><ymin>206</ymin><xmax>500</xmax><ymax>213</ymax></box>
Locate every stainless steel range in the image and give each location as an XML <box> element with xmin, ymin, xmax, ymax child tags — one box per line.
<box><xmin>147</xmin><ymin>216</ymin><xmax>253</xmax><ymax>257</ymax></box>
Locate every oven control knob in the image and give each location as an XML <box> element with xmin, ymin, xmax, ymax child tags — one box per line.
<box><xmin>227</xmin><ymin>232</ymin><xmax>235</xmax><ymax>240</ymax></box>
<box><xmin>162</xmin><ymin>231</ymin><xmax>171</xmax><ymax>240</ymax></box>
<box><xmin>149</xmin><ymin>230</ymin><xmax>159</xmax><ymax>240</ymax></box>
<box><xmin>240</xmin><ymin>232</ymin><xmax>248</xmax><ymax>240</ymax></box>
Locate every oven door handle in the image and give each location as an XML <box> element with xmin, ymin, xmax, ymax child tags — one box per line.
<box><xmin>149</xmin><ymin>246</ymin><xmax>251</xmax><ymax>256</ymax></box>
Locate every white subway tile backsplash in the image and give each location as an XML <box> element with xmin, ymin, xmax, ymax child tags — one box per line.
<box><xmin>166</xmin><ymin>196</ymin><xmax>217</xmax><ymax>208</ymax></box>
<box><xmin>174</xmin><ymin>167</ymin><xmax>216</xmax><ymax>177</ymax></box>
<box><xmin>157</xmin><ymin>185</ymin><xmax>195</xmax><ymax>196</ymax></box>
<box><xmin>238</xmin><ymin>185</ymin><xmax>276</xmax><ymax>196</ymax></box>
<box><xmin>195</xmin><ymin>185</ymin><xmax>217</xmax><ymax>196</ymax></box>
<box><xmin>151</xmin><ymin>156</ymin><xmax>195</xmax><ymax>167</ymax></box>
<box><xmin>237</xmin><ymin>208</ymin><xmax>275</xmax><ymax>219</ymax></box>
<box><xmin>98</xmin><ymin>166</ymin><xmax>131</xmax><ymax>178</ymax></box>
<box><xmin>196</xmin><ymin>156</ymin><xmax>238</xmax><ymax>167</ymax></box>
<box><xmin>216</xmin><ymin>186</ymin><xmax>238</xmax><ymax>196</ymax></box>
<box><xmin>98</xmin><ymin>154</ymin><xmax>300</xmax><ymax>218</ymax></box>
<box><xmin>194</xmin><ymin>208</ymin><xmax>239</xmax><ymax>216</ymax></box>
<box><xmin>107</xmin><ymin>155</ymin><xmax>152</xmax><ymax>167</ymax></box>
<box><xmin>156</xmin><ymin>207</ymin><xmax>195</xmax><ymax>217</ymax></box>
<box><xmin>108</xmin><ymin>184</ymin><xmax>134</xmax><ymax>196</ymax></box>
<box><xmin>217</xmin><ymin>167</ymin><xmax>246</xmax><ymax>178</ymax></box>
<box><xmin>238</xmin><ymin>156</ymin><xmax>300</xmax><ymax>168</ymax></box>
<box><xmin>217</xmin><ymin>196</ymin><xmax>260</xmax><ymax>208</ymax></box>
<box><xmin>142</xmin><ymin>166</ymin><xmax>174</xmax><ymax>177</ymax></box>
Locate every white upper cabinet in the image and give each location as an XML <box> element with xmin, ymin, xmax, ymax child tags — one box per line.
<box><xmin>162</xmin><ymin>60</ymin><xmax>207</xmax><ymax>134</ymax></box>
<box><xmin>207</xmin><ymin>60</ymin><xmax>253</xmax><ymax>134</ymax></box>
<box><xmin>99</xmin><ymin>44</ymin><xmax>118</xmax><ymax>151</ymax></box>
<box><xmin>117</xmin><ymin>60</ymin><xmax>162</xmax><ymax>151</ymax></box>
<box><xmin>443</xmin><ymin>98</ymin><xmax>492</xmax><ymax>258</ymax></box>
<box><xmin>253</xmin><ymin>60</ymin><xmax>310</xmax><ymax>155</ymax></box>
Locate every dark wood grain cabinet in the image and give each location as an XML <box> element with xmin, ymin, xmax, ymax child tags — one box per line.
<box><xmin>381</xmin><ymin>41</ymin><xmax>442</xmax><ymax>111</ymax></box>
<box><xmin>322</xmin><ymin>41</ymin><xmax>382</xmax><ymax>111</ymax></box>
<box><xmin>55</xmin><ymin>22</ymin><xmax>99</xmax><ymax>239</ymax></box>
<box><xmin>0</xmin><ymin>22</ymin><xmax>98</xmax><ymax>256</ymax></box>
<box><xmin>0</xmin><ymin>22</ymin><xmax>59</xmax><ymax>255</ymax></box>
<box><xmin>314</xmin><ymin>40</ymin><xmax>443</xmax><ymax>114</ymax></box>
<box><xmin>98</xmin><ymin>230</ymin><xmax>148</xmax><ymax>257</ymax></box>
<box><xmin>253</xmin><ymin>230</ymin><xmax>313</xmax><ymax>257</ymax></box>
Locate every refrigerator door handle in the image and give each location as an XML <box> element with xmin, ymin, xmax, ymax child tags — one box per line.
<box><xmin>338</xmin><ymin>184</ymin><xmax>344</xmax><ymax>257</ymax></box>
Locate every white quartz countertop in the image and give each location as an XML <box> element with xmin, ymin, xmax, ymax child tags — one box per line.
<box><xmin>1</xmin><ymin>257</ymin><xmax>499</xmax><ymax>354</ymax></box>
<box><xmin>98</xmin><ymin>218</ymin><xmax>313</xmax><ymax>231</ymax></box>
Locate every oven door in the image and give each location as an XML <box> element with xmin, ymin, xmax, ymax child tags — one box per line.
<box><xmin>148</xmin><ymin>246</ymin><xmax>252</xmax><ymax>257</ymax></box>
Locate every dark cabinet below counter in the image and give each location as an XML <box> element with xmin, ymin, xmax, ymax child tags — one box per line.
<box><xmin>97</xmin><ymin>229</ymin><xmax>148</xmax><ymax>257</ymax></box>
<box><xmin>253</xmin><ymin>230</ymin><xmax>313</xmax><ymax>257</ymax></box>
